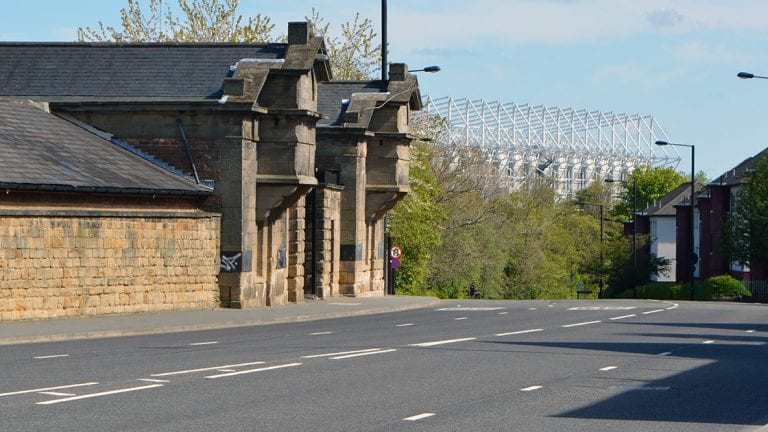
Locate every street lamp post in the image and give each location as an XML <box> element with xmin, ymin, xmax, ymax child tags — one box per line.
<box><xmin>656</xmin><ymin>140</ymin><xmax>696</xmax><ymax>301</ymax></box>
<box><xmin>576</xmin><ymin>202</ymin><xmax>605</xmax><ymax>298</ymax></box>
<box><xmin>605</xmin><ymin>178</ymin><xmax>637</xmax><ymax>298</ymax></box>
<box><xmin>737</xmin><ymin>72</ymin><xmax>768</xmax><ymax>80</ymax></box>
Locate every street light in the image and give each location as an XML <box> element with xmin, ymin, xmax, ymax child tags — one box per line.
<box><xmin>737</xmin><ymin>72</ymin><xmax>768</xmax><ymax>80</ymax></box>
<box><xmin>576</xmin><ymin>201</ymin><xmax>605</xmax><ymax>298</ymax></box>
<box><xmin>605</xmin><ymin>178</ymin><xmax>637</xmax><ymax>298</ymax></box>
<box><xmin>656</xmin><ymin>140</ymin><xmax>696</xmax><ymax>301</ymax></box>
<box><xmin>409</xmin><ymin>66</ymin><xmax>441</xmax><ymax>73</ymax></box>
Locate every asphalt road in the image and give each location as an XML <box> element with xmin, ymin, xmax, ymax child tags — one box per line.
<box><xmin>1</xmin><ymin>299</ymin><xmax>767</xmax><ymax>431</ymax></box>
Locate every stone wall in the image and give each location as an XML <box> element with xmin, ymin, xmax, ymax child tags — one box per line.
<box><xmin>0</xmin><ymin>210</ymin><xmax>220</xmax><ymax>321</ymax></box>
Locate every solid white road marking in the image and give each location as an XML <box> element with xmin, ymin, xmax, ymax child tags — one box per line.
<box><xmin>189</xmin><ymin>341</ymin><xmax>219</xmax><ymax>346</ymax></box>
<box><xmin>0</xmin><ymin>382</ymin><xmax>99</xmax><ymax>398</ymax></box>
<box><xmin>33</xmin><ymin>354</ymin><xmax>69</xmax><ymax>359</ymax></box>
<box><xmin>658</xmin><ymin>352</ymin><xmax>672</xmax><ymax>356</ymax></box>
<box><xmin>205</xmin><ymin>363</ymin><xmax>302</xmax><ymax>379</ymax></box>
<box><xmin>138</xmin><ymin>379</ymin><xmax>170</xmax><ymax>383</ymax></box>
<box><xmin>38</xmin><ymin>392</ymin><xmax>76</xmax><ymax>397</ymax></box>
<box><xmin>436</xmin><ymin>307</ymin><xmax>506</xmax><ymax>311</ymax></box>
<box><xmin>152</xmin><ymin>361</ymin><xmax>265</xmax><ymax>377</ymax></box>
<box><xmin>330</xmin><ymin>349</ymin><xmax>397</xmax><ymax>360</ymax></box>
<box><xmin>599</xmin><ymin>366</ymin><xmax>618</xmax><ymax>371</ymax></box>
<box><xmin>396</xmin><ymin>323</ymin><xmax>414</xmax><ymax>327</ymax></box>
<box><xmin>327</xmin><ymin>302</ymin><xmax>361</xmax><ymax>306</ymax></box>
<box><xmin>495</xmin><ymin>329</ymin><xmax>543</xmax><ymax>337</ymax></box>
<box><xmin>216</xmin><ymin>369</ymin><xmax>236</xmax><ymax>372</ymax></box>
<box><xmin>301</xmin><ymin>348</ymin><xmax>383</xmax><ymax>359</ymax></box>
<box><xmin>521</xmin><ymin>386</ymin><xmax>543</xmax><ymax>392</ymax></box>
<box><xmin>703</xmin><ymin>340</ymin><xmax>715</xmax><ymax>344</ymax></box>
<box><xmin>562</xmin><ymin>320</ymin><xmax>602</xmax><ymax>328</ymax></box>
<box><xmin>38</xmin><ymin>384</ymin><xmax>163</xmax><ymax>405</ymax></box>
<box><xmin>310</xmin><ymin>332</ymin><xmax>333</xmax><ymax>335</ymax></box>
<box><xmin>643</xmin><ymin>309</ymin><xmax>665</xmax><ymax>315</ymax></box>
<box><xmin>404</xmin><ymin>413</ymin><xmax>435</xmax><ymax>421</ymax></box>
<box><xmin>409</xmin><ymin>337</ymin><xmax>477</xmax><ymax>347</ymax></box>
<box><xmin>610</xmin><ymin>314</ymin><xmax>636</xmax><ymax>320</ymax></box>
<box><xmin>746</xmin><ymin>330</ymin><xmax>756</xmax><ymax>333</ymax></box>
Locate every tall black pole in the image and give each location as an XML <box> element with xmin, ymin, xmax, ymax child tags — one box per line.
<box><xmin>632</xmin><ymin>182</ymin><xmax>637</xmax><ymax>299</ymax></box>
<box><xmin>690</xmin><ymin>146</ymin><xmax>696</xmax><ymax>301</ymax></box>
<box><xmin>599</xmin><ymin>204</ymin><xmax>604</xmax><ymax>298</ymax></box>
<box><xmin>381</xmin><ymin>0</ymin><xmax>388</xmax><ymax>81</ymax></box>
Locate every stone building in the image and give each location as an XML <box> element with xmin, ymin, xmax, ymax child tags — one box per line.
<box><xmin>311</xmin><ymin>64</ymin><xmax>421</xmax><ymax>297</ymax></box>
<box><xmin>0</xmin><ymin>99</ymin><xmax>219</xmax><ymax>320</ymax></box>
<box><xmin>0</xmin><ymin>22</ymin><xmax>421</xmax><ymax>319</ymax></box>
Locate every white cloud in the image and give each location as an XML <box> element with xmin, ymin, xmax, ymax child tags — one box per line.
<box><xmin>385</xmin><ymin>0</ymin><xmax>768</xmax><ymax>49</ymax></box>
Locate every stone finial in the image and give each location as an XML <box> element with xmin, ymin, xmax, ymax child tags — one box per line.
<box><xmin>288</xmin><ymin>22</ymin><xmax>311</xmax><ymax>45</ymax></box>
<box><xmin>388</xmin><ymin>63</ymin><xmax>408</xmax><ymax>81</ymax></box>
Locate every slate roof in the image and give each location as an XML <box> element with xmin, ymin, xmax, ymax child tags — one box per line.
<box><xmin>708</xmin><ymin>147</ymin><xmax>768</xmax><ymax>187</ymax></box>
<box><xmin>317</xmin><ymin>81</ymin><xmax>388</xmax><ymax>126</ymax></box>
<box><xmin>0</xmin><ymin>43</ymin><xmax>286</xmax><ymax>101</ymax></box>
<box><xmin>645</xmin><ymin>182</ymin><xmax>703</xmax><ymax>216</ymax></box>
<box><xmin>0</xmin><ymin>99</ymin><xmax>212</xmax><ymax>195</ymax></box>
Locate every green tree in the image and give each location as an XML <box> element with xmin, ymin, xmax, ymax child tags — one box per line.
<box><xmin>725</xmin><ymin>154</ymin><xmax>768</xmax><ymax>267</ymax></box>
<box><xmin>611</xmin><ymin>166</ymin><xmax>689</xmax><ymax>221</ymax></box>
<box><xmin>306</xmin><ymin>9</ymin><xmax>380</xmax><ymax>80</ymax></box>
<box><xmin>387</xmin><ymin>140</ymin><xmax>446</xmax><ymax>294</ymax></box>
<box><xmin>78</xmin><ymin>0</ymin><xmax>275</xmax><ymax>42</ymax></box>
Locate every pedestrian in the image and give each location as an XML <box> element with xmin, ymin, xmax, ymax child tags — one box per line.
<box><xmin>468</xmin><ymin>283</ymin><xmax>479</xmax><ymax>299</ymax></box>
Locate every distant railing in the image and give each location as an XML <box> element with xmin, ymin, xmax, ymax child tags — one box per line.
<box><xmin>744</xmin><ymin>280</ymin><xmax>768</xmax><ymax>302</ymax></box>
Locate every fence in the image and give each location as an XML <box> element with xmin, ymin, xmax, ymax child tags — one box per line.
<box><xmin>744</xmin><ymin>280</ymin><xmax>768</xmax><ymax>302</ymax></box>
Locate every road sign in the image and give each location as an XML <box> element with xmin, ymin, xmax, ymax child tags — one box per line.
<box><xmin>390</xmin><ymin>245</ymin><xmax>402</xmax><ymax>260</ymax></box>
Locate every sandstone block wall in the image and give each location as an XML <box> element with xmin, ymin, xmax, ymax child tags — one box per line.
<box><xmin>0</xmin><ymin>211</ymin><xmax>220</xmax><ymax>321</ymax></box>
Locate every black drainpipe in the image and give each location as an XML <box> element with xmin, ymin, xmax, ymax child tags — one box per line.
<box><xmin>177</xmin><ymin>119</ymin><xmax>201</xmax><ymax>184</ymax></box>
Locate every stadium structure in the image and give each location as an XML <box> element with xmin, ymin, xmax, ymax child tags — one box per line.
<box><xmin>421</xmin><ymin>96</ymin><xmax>682</xmax><ymax>198</ymax></box>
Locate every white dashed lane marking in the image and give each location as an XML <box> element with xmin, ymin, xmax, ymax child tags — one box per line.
<box><xmin>562</xmin><ymin>320</ymin><xmax>602</xmax><ymax>328</ymax></box>
<box><xmin>189</xmin><ymin>341</ymin><xmax>218</xmax><ymax>346</ymax></box>
<box><xmin>404</xmin><ymin>413</ymin><xmax>435</xmax><ymax>421</ymax></box>
<box><xmin>409</xmin><ymin>338</ymin><xmax>477</xmax><ymax>347</ymax></box>
<box><xmin>301</xmin><ymin>349</ymin><xmax>383</xmax><ymax>359</ymax></box>
<box><xmin>309</xmin><ymin>332</ymin><xmax>333</xmax><ymax>335</ymax></box>
<box><xmin>37</xmin><ymin>384</ymin><xmax>164</xmax><ymax>405</ymax></box>
<box><xmin>33</xmin><ymin>354</ymin><xmax>69</xmax><ymax>360</ymax></box>
<box><xmin>642</xmin><ymin>309</ymin><xmax>665</xmax><ymax>315</ymax></box>
<box><xmin>330</xmin><ymin>349</ymin><xmax>397</xmax><ymax>360</ymax></box>
<box><xmin>396</xmin><ymin>323</ymin><xmax>414</xmax><ymax>327</ymax></box>
<box><xmin>495</xmin><ymin>329</ymin><xmax>543</xmax><ymax>337</ymax></box>
<box><xmin>610</xmin><ymin>314</ymin><xmax>636</xmax><ymax>320</ymax></box>
<box><xmin>151</xmin><ymin>361</ymin><xmax>265</xmax><ymax>377</ymax></box>
<box><xmin>204</xmin><ymin>363</ymin><xmax>302</xmax><ymax>379</ymax></box>
<box><xmin>521</xmin><ymin>386</ymin><xmax>543</xmax><ymax>392</ymax></box>
<box><xmin>599</xmin><ymin>366</ymin><xmax>618</xmax><ymax>371</ymax></box>
<box><xmin>0</xmin><ymin>382</ymin><xmax>99</xmax><ymax>398</ymax></box>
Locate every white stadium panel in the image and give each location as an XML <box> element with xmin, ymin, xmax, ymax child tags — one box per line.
<box><xmin>421</xmin><ymin>96</ymin><xmax>682</xmax><ymax>197</ymax></box>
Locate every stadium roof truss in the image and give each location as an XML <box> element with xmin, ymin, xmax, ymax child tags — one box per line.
<box><xmin>422</xmin><ymin>96</ymin><xmax>682</xmax><ymax>197</ymax></box>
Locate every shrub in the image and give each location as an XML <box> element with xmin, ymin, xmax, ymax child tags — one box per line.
<box><xmin>705</xmin><ymin>275</ymin><xmax>750</xmax><ymax>299</ymax></box>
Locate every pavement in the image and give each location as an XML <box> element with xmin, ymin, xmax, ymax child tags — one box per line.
<box><xmin>0</xmin><ymin>295</ymin><xmax>443</xmax><ymax>346</ymax></box>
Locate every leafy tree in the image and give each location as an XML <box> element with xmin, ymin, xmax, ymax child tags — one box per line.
<box><xmin>610</xmin><ymin>166</ymin><xmax>689</xmax><ymax>221</ymax></box>
<box><xmin>725</xmin><ymin>154</ymin><xmax>768</xmax><ymax>267</ymax></box>
<box><xmin>387</xmin><ymin>140</ymin><xmax>446</xmax><ymax>294</ymax></box>
<box><xmin>78</xmin><ymin>0</ymin><xmax>275</xmax><ymax>42</ymax></box>
<box><xmin>306</xmin><ymin>9</ymin><xmax>380</xmax><ymax>80</ymax></box>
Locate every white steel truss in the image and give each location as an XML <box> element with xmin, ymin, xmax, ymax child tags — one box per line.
<box><xmin>422</xmin><ymin>96</ymin><xmax>682</xmax><ymax>197</ymax></box>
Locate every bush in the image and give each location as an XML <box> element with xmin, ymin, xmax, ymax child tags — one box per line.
<box><xmin>705</xmin><ymin>275</ymin><xmax>750</xmax><ymax>299</ymax></box>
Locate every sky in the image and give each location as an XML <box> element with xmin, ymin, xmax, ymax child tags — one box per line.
<box><xmin>2</xmin><ymin>0</ymin><xmax>768</xmax><ymax>179</ymax></box>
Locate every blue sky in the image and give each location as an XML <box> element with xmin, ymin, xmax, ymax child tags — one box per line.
<box><xmin>3</xmin><ymin>0</ymin><xmax>768</xmax><ymax>178</ymax></box>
